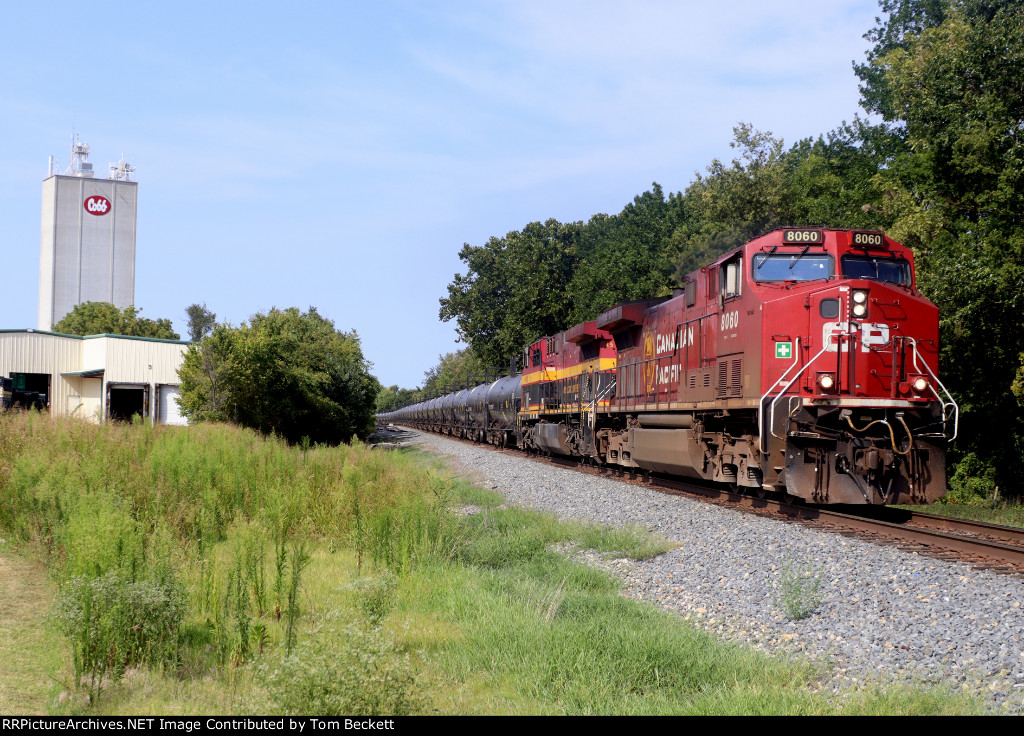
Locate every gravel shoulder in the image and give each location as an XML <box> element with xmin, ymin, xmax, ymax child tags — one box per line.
<box><xmin>398</xmin><ymin>429</ymin><xmax>1024</xmax><ymax>714</ymax></box>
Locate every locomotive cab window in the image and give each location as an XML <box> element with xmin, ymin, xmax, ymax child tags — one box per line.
<box><xmin>753</xmin><ymin>253</ymin><xmax>833</xmax><ymax>281</ymax></box>
<box><xmin>841</xmin><ymin>255</ymin><xmax>910</xmax><ymax>285</ymax></box>
<box><xmin>721</xmin><ymin>257</ymin><xmax>742</xmax><ymax>299</ymax></box>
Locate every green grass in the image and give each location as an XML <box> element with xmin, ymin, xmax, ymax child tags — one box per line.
<box><xmin>899</xmin><ymin>500</ymin><xmax>1024</xmax><ymax>529</ymax></box>
<box><xmin>0</xmin><ymin>544</ymin><xmax>66</xmax><ymax>714</ymax></box>
<box><xmin>0</xmin><ymin>411</ymin><xmax>984</xmax><ymax>715</ymax></box>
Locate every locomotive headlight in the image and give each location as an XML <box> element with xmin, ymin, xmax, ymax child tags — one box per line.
<box><xmin>851</xmin><ymin>289</ymin><xmax>869</xmax><ymax>318</ymax></box>
<box><xmin>818</xmin><ymin>373</ymin><xmax>836</xmax><ymax>391</ymax></box>
<box><xmin>912</xmin><ymin>377</ymin><xmax>929</xmax><ymax>393</ymax></box>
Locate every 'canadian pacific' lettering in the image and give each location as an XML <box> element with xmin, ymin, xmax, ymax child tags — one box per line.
<box><xmin>655</xmin><ymin>325</ymin><xmax>694</xmax><ymax>354</ymax></box>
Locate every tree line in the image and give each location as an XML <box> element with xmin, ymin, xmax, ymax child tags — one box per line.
<box><xmin>434</xmin><ymin>0</ymin><xmax>1024</xmax><ymax>501</ymax></box>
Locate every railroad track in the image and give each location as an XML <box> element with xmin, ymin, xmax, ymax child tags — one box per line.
<box><xmin>384</xmin><ymin>425</ymin><xmax>1024</xmax><ymax>574</ymax></box>
<box><xmin>548</xmin><ymin>457</ymin><xmax>1024</xmax><ymax>574</ymax></box>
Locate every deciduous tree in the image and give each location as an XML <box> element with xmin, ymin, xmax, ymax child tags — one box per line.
<box><xmin>54</xmin><ymin>301</ymin><xmax>179</xmax><ymax>340</ymax></box>
<box><xmin>185</xmin><ymin>303</ymin><xmax>217</xmax><ymax>342</ymax></box>
<box><xmin>177</xmin><ymin>308</ymin><xmax>379</xmax><ymax>444</ymax></box>
<box><xmin>854</xmin><ymin>0</ymin><xmax>1024</xmax><ymax>497</ymax></box>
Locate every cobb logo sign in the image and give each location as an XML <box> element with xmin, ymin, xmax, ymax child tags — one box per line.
<box><xmin>84</xmin><ymin>195</ymin><xmax>111</xmax><ymax>216</ymax></box>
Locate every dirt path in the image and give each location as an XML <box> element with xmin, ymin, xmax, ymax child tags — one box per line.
<box><xmin>0</xmin><ymin>551</ymin><xmax>60</xmax><ymax>714</ymax></box>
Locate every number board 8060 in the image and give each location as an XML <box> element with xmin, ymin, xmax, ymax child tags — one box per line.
<box><xmin>851</xmin><ymin>231</ymin><xmax>885</xmax><ymax>247</ymax></box>
<box><xmin>782</xmin><ymin>229</ymin><xmax>823</xmax><ymax>244</ymax></box>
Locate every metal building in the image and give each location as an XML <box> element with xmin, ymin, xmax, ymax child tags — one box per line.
<box><xmin>0</xmin><ymin>330</ymin><xmax>189</xmax><ymax>425</ymax></box>
<box><xmin>38</xmin><ymin>139</ymin><xmax>137</xmax><ymax>330</ymax></box>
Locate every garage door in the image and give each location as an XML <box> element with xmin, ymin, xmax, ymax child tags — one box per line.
<box><xmin>158</xmin><ymin>385</ymin><xmax>187</xmax><ymax>425</ymax></box>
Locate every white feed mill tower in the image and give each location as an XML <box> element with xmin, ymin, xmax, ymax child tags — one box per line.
<box><xmin>38</xmin><ymin>137</ymin><xmax>138</xmax><ymax>330</ymax></box>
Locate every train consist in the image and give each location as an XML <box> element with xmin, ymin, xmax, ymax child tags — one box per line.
<box><xmin>382</xmin><ymin>228</ymin><xmax>959</xmax><ymax>505</ymax></box>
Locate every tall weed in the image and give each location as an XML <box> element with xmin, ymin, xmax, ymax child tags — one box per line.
<box><xmin>774</xmin><ymin>560</ymin><xmax>824</xmax><ymax>621</ymax></box>
<box><xmin>259</xmin><ymin>611</ymin><xmax>422</xmax><ymax>716</ymax></box>
<box><xmin>51</xmin><ymin>570</ymin><xmax>186</xmax><ymax>701</ymax></box>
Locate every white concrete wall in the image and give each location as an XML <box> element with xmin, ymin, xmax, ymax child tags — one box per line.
<box><xmin>38</xmin><ymin>175</ymin><xmax>138</xmax><ymax>329</ymax></box>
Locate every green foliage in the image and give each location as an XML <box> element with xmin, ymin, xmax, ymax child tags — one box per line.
<box><xmin>377</xmin><ymin>349</ymin><xmax>492</xmax><ymax>413</ymax></box>
<box><xmin>420</xmin><ymin>348</ymin><xmax>489</xmax><ymax>396</ymax></box>
<box><xmin>854</xmin><ymin>0</ymin><xmax>950</xmax><ymax>120</ymax></box>
<box><xmin>376</xmin><ymin>385</ymin><xmax>421</xmax><ymax>413</ymax></box>
<box><xmin>568</xmin><ymin>185</ymin><xmax>680</xmax><ymax>324</ymax></box>
<box><xmin>671</xmin><ymin>122</ymin><xmax>890</xmax><ymax>283</ymax></box>
<box><xmin>454</xmin><ymin>505</ymin><xmax>673</xmax><ymax>570</ymax></box>
<box><xmin>0</xmin><ymin>413</ymin><xmax>985</xmax><ymax>715</ymax></box>
<box><xmin>439</xmin><ymin>219</ymin><xmax>585</xmax><ymax>366</ymax></box>
<box><xmin>259</xmin><ymin>612</ymin><xmax>422</xmax><ymax>716</ymax></box>
<box><xmin>341</xmin><ymin>573</ymin><xmax>398</xmax><ymax>626</ymax></box>
<box><xmin>177</xmin><ymin>307</ymin><xmax>380</xmax><ymax>444</ymax></box>
<box><xmin>59</xmin><ymin>491</ymin><xmax>145</xmax><ymax>580</ymax></box>
<box><xmin>52</xmin><ymin>571</ymin><xmax>186</xmax><ymax>700</ymax></box>
<box><xmin>853</xmin><ymin>0</ymin><xmax>1024</xmax><ymax>496</ymax></box>
<box><xmin>944</xmin><ymin>452</ymin><xmax>999</xmax><ymax>504</ymax></box>
<box><xmin>899</xmin><ymin>498</ymin><xmax>1024</xmax><ymax>529</ymax></box>
<box><xmin>1013</xmin><ymin>353</ymin><xmax>1024</xmax><ymax>408</ymax></box>
<box><xmin>184</xmin><ymin>303</ymin><xmax>216</xmax><ymax>342</ymax></box>
<box><xmin>0</xmin><ymin>413</ymin><xmax>459</xmax><ymax>705</ymax></box>
<box><xmin>438</xmin><ymin>190</ymin><xmax>686</xmax><ymax>367</ymax></box>
<box><xmin>53</xmin><ymin>301</ymin><xmax>180</xmax><ymax>340</ymax></box>
<box><xmin>774</xmin><ymin>560</ymin><xmax>823</xmax><ymax>621</ymax></box>
<box><xmin>284</xmin><ymin>544</ymin><xmax>310</xmax><ymax>656</ymax></box>
<box><xmin>172</xmin><ymin>324</ymin><xmax>235</xmax><ymax>424</ymax></box>
<box><xmin>669</xmin><ymin>125</ymin><xmax>789</xmax><ymax>280</ymax></box>
<box><xmin>439</xmin><ymin>129</ymin><xmax>887</xmax><ymax>369</ymax></box>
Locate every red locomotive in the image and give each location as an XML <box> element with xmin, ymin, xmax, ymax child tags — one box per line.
<box><xmin>383</xmin><ymin>228</ymin><xmax>958</xmax><ymax>505</ymax></box>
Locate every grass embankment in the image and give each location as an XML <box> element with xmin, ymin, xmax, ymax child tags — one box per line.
<box><xmin>0</xmin><ymin>411</ymin><xmax>980</xmax><ymax>715</ymax></box>
<box><xmin>898</xmin><ymin>501</ymin><xmax>1024</xmax><ymax>529</ymax></box>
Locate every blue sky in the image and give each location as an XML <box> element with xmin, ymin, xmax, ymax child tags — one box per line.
<box><xmin>1</xmin><ymin>0</ymin><xmax>884</xmax><ymax>388</ymax></box>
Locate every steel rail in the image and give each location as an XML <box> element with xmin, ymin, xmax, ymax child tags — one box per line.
<box><xmin>546</xmin><ymin>455</ymin><xmax>1024</xmax><ymax>569</ymax></box>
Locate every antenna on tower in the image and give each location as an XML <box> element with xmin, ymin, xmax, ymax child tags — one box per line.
<box><xmin>109</xmin><ymin>154</ymin><xmax>135</xmax><ymax>181</ymax></box>
<box><xmin>65</xmin><ymin>135</ymin><xmax>94</xmax><ymax>178</ymax></box>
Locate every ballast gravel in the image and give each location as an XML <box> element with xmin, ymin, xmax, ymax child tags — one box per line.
<box><xmin>398</xmin><ymin>429</ymin><xmax>1024</xmax><ymax>714</ymax></box>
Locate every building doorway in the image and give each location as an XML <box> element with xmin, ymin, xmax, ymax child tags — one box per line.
<box><xmin>106</xmin><ymin>383</ymin><xmax>150</xmax><ymax>423</ymax></box>
<box><xmin>5</xmin><ymin>372</ymin><xmax>50</xmax><ymax>411</ymax></box>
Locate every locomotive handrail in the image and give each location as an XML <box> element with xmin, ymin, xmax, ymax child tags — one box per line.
<box><xmin>758</xmin><ymin>336</ymin><xmax>802</xmax><ymax>453</ymax></box>
<box><xmin>588</xmin><ymin>378</ymin><xmax>616</xmax><ymax>416</ymax></box>
<box><xmin>758</xmin><ymin>335</ymin><xmax>960</xmax><ymax>453</ymax></box>
<box><xmin>906</xmin><ymin>337</ymin><xmax>959</xmax><ymax>441</ymax></box>
<box><xmin>770</xmin><ymin>341</ymin><xmax>831</xmax><ymax>440</ymax></box>
<box><xmin>583</xmin><ymin>377</ymin><xmax>616</xmax><ymax>435</ymax></box>
<box><xmin>760</xmin><ymin>339</ymin><xmax>835</xmax><ymax>453</ymax></box>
